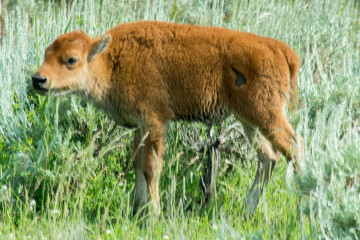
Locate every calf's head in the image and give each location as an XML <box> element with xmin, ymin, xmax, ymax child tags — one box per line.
<box><xmin>32</xmin><ymin>31</ymin><xmax>111</xmax><ymax>96</ymax></box>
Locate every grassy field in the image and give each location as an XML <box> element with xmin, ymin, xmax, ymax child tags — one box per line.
<box><xmin>0</xmin><ymin>0</ymin><xmax>359</xmax><ymax>239</ymax></box>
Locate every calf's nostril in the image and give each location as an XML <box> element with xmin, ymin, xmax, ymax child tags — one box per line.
<box><xmin>31</xmin><ymin>73</ymin><xmax>47</xmax><ymax>83</ymax></box>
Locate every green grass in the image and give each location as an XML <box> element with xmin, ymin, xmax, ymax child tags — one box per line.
<box><xmin>0</xmin><ymin>0</ymin><xmax>359</xmax><ymax>239</ymax></box>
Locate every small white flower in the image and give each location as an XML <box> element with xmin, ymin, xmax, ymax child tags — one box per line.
<box><xmin>163</xmin><ymin>235</ymin><xmax>169</xmax><ymax>239</ymax></box>
<box><xmin>212</xmin><ymin>224</ymin><xmax>218</xmax><ymax>231</ymax></box>
<box><xmin>30</xmin><ymin>199</ymin><xmax>36</xmax><ymax>211</ymax></box>
<box><xmin>51</xmin><ymin>209</ymin><xmax>60</xmax><ymax>214</ymax></box>
<box><xmin>118</xmin><ymin>181</ymin><xmax>124</xmax><ymax>186</ymax></box>
<box><xmin>2</xmin><ymin>185</ymin><xmax>7</xmax><ymax>191</ymax></box>
<box><xmin>9</xmin><ymin>233</ymin><xmax>14</xmax><ymax>239</ymax></box>
<box><xmin>106</xmin><ymin>229</ymin><xmax>112</xmax><ymax>235</ymax></box>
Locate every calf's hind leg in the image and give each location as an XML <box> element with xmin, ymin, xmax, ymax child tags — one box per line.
<box><xmin>240</xmin><ymin>120</ymin><xmax>281</xmax><ymax>216</ymax></box>
<box><xmin>260</xmin><ymin>114</ymin><xmax>300</xmax><ymax>164</ymax></box>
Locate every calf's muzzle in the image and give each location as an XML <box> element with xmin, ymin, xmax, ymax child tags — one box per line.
<box><xmin>31</xmin><ymin>73</ymin><xmax>47</xmax><ymax>91</ymax></box>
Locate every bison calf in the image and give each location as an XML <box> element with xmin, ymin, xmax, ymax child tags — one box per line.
<box><xmin>32</xmin><ymin>21</ymin><xmax>301</xmax><ymax>216</ymax></box>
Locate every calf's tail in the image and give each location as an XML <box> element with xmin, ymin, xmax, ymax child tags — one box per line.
<box><xmin>283</xmin><ymin>47</ymin><xmax>300</xmax><ymax>110</ymax></box>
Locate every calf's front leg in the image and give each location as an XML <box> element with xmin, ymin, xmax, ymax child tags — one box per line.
<box><xmin>140</xmin><ymin>121</ymin><xmax>166</xmax><ymax>217</ymax></box>
<box><xmin>132</xmin><ymin>129</ymin><xmax>147</xmax><ymax>215</ymax></box>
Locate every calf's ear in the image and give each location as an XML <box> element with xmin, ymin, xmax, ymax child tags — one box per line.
<box><xmin>87</xmin><ymin>34</ymin><xmax>111</xmax><ymax>62</ymax></box>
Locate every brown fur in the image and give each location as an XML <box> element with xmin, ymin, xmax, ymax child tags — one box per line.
<box><xmin>32</xmin><ymin>21</ymin><xmax>301</xmax><ymax>216</ymax></box>
<box><xmin>0</xmin><ymin>0</ymin><xmax>5</xmax><ymax>45</ymax></box>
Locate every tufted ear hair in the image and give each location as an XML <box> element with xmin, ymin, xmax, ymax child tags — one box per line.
<box><xmin>87</xmin><ymin>34</ymin><xmax>111</xmax><ymax>62</ymax></box>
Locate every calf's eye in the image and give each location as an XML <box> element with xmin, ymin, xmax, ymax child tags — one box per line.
<box><xmin>67</xmin><ymin>57</ymin><xmax>78</xmax><ymax>65</ymax></box>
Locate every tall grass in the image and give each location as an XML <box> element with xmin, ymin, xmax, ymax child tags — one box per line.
<box><xmin>0</xmin><ymin>0</ymin><xmax>359</xmax><ymax>239</ymax></box>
